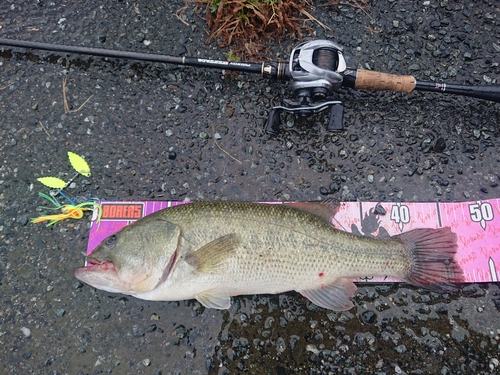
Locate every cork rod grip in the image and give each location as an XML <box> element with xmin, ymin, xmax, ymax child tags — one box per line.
<box><xmin>354</xmin><ymin>69</ymin><xmax>416</xmax><ymax>94</ymax></box>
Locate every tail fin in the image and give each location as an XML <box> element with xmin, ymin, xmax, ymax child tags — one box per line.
<box><xmin>396</xmin><ymin>227</ymin><xmax>464</xmax><ymax>292</ymax></box>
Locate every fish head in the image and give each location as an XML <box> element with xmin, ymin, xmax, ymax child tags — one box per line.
<box><xmin>75</xmin><ymin>216</ymin><xmax>181</xmax><ymax>295</ymax></box>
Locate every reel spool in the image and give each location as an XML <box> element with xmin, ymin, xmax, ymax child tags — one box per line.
<box><xmin>265</xmin><ymin>40</ymin><xmax>347</xmax><ymax>135</ymax></box>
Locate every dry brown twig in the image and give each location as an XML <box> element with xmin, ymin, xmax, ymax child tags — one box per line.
<box><xmin>175</xmin><ymin>2</ymin><xmax>192</xmax><ymax>26</ymax></box>
<box><xmin>299</xmin><ymin>8</ymin><xmax>330</xmax><ymax>30</ymax></box>
<box><xmin>38</xmin><ymin>120</ymin><xmax>52</xmax><ymax>139</ymax></box>
<box><xmin>340</xmin><ymin>0</ymin><xmax>371</xmax><ymax>18</ymax></box>
<box><xmin>212</xmin><ymin>123</ymin><xmax>243</xmax><ymax>164</ymax></box>
<box><xmin>62</xmin><ymin>76</ymin><xmax>93</xmax><ymax>114</ymax></box>
<box><xmin>364</xmin><ymin>25</ymin><xmax>380</xmax><ymax>34</ymax></box>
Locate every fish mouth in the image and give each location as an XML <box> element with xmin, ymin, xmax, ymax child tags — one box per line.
<box><xmin>74</xmin><ymin>256</ymin><xmax>127</xmax><ymax>294</ymax></box>
<box><xmin>74</xmin><ymin>255</ymin><xmax>117</xmax><ymax>280</ymax></box>
<box><xmin>85</xmin><ymin>255</ymin><xmax>116</xmax><ymax>271</ymax></box>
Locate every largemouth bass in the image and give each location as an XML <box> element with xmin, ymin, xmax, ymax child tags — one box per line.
<box><xmin>75</xmin><ymin>202</ymin><xmax>464</xmax><ymax>311</ymax></box>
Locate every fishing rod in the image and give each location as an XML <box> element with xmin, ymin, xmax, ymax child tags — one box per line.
<box><xmin>1</xmin><ymin>37</ymin><xmax>499</xmax><ymax>134</ymax></box>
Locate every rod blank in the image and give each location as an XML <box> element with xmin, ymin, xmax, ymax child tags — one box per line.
<box><xmin>414</xmin><ymin>81</ymin><xmax>500</xmax><ymax>103</ymax></box>
<box><xmin>0</xmin><ymin>37</ymin><xmax>266</xmax><ymax>75</ymax></box>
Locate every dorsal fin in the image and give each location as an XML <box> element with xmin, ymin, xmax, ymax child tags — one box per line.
<box><xmin>284</xmin><ymin>200</ymin><xmax>340</xmax><ymax>224</ymax></box>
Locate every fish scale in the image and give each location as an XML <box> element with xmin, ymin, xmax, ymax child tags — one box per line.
<box><xmin>75</xmin><ymin>201</ymin><xmax>464</xmax><ymax>311</ymax></box>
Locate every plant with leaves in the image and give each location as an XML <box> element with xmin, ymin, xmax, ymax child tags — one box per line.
<box><xmin>208</xmin><ymin>0</ymin><xmax>314</xmax><ymax>58</ymax></box>
<box><xmin>178</xmin><ymin>0</ymin><xmax>370</xmax><ymax>59</ymax></box>
<box><xmin>177</xmin><ymin>0</ymin><xmax>313</xmax><ymax>59</ymax></box>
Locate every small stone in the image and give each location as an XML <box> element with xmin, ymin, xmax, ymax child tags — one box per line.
<box><xmin>17</xmin><ymin>214</ymin><xmax>29</xmax><ymax>225</ymax></box>
<box><xmin>130</xmin><ymin>325</ymin><xmax>144</xmax><ymax>338</ymax></box>
<box><xmin>276</xmin><ymin>337</ymin><xmax>286</xmax><ymax>355</ymax></box>
<box><xmin>104</xmin><ymin>189</ymin><xmax>115</xmax><ymax>197</ymax></box>
<box><xmin>434</xmin><ymin>137</ymin><xmax>446</xmax><ymax>152</ymax></box>
<box><xmin>373</xmin><ymin>205</ymin><xmax>386</xmax><ymax>215</ymax></box>
<box><xmin>54</xmin><ymin>308</ymin><xmax>65</xmax><ymax>317</ymax></box>
<box><xmin>362</xmin><ymin>311</ymin><xmax>377</xmax><ymax>324</ymax></box>
<box><xmin>395</xmin><ymin>345</ymin><xmax>407</xmax><ymax>353</ymax></box>
<box><xmin>451</xmin><ymin>324</ymin><xmax>468</xmax><ymax>343</ymax></box>
<box><xmin>264</xmin><ymin>316</ymin><xmax>275</xmax><ymax>329</ymax></box>
<box><xmin>145</xmin><ymin>325</ymin><xmax>157</xmax><ymax>333</ymax></box>
<box><xmin>174</xmin><ymin>325</ymin><xmax>187</xmax><ymax>338</ymax></box>
<box><xmin>217</xmin><ymin>126</ymin><xmax>229</xmax><ymax>135</ymax></box>
<box><xmin>490</xmin><ymin>358</ymin><xmax>499</xmax><ymax>370</ymax></box>
<box><xmin>142</xmin><ymin>358</ymin><xmax>151</xmax><ymax>366</ymax></box>
<box><xmin>305</xmin><ymin>344</ymin><xmax>319</xmax><ymax>354</ymax></box>
<box><xmin>329</xmin><ymin>182</ymin><xmax>340</xmax><ymax>192</ymax></box>
<box><xmin>21</xmin><ymin>327</ymin><xmax>31</xmax><ymax>337</ymax></box>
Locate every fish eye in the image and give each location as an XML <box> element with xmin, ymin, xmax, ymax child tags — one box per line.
<box><xmin>105</xmin><ymin>234</ymin><xmax>118</xmax><ymax>247</ymax></box>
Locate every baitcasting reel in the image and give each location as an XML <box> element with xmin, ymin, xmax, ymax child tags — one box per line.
<box><xmin>265</xmin><ymin>40</ymin><xmax>347</xmax><ymax>135</ymax></box>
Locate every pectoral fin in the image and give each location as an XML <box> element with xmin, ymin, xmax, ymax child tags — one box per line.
<box><xmin>298</xmin><ymin>278</ymin><xmax>357</xmax><ymax>311</ymax></box>
<box><xmin>195</xmin><ymin>289</ymin><xmax>231</xmax><ymax>309</ymax></box>
<box><xmin>184</xmin><ymin>233</ymin><xmax>241</xmax><ymax>273</ymax></box>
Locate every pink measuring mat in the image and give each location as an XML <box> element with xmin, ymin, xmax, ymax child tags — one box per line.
<box><xmin>87</xmin><ymin>199</ymin><xmax>500</xmax><ymax>284</ymax></box>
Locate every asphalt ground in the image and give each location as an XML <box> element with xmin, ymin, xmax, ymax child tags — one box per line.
<box><xmin>1</xmin><ymin>0</ymin><xmax>500</xmax><ymax>374</ymax></box>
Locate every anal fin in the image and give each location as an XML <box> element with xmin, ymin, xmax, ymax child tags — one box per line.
<box><xmin>298</xmin><ymin>278</ymin><xmax>357</xmax><ymax>311</ymax></box>
<box><xmin>196</xmin><ymin>289</ymin><xmax>231</xmax><ymax>309</ymax></box>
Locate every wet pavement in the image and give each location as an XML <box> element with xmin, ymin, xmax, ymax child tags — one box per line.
<box><xmin>1</xmin><ymin>0</ymin><xmax>500</xmax><ymax>374</ymax></box>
